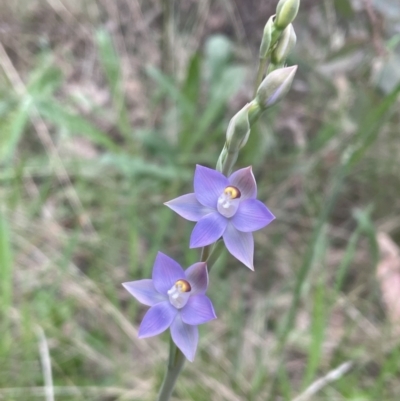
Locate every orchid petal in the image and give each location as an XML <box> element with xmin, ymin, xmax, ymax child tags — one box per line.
<box><xmin>223</xmin><ymin>223</ymin><xmax>254</xmax><ymax>270</ymax></box>
<box><xmin>185</xmin><ymin>262</ymin><xmax>208</xmax><ymax>295</ymax></box>
<box><xmin>170</xmin><ymin>314</ymin><xmax>199</xmax><ymax>362</ymax></box>
<box><xmin>228</xmin><ymin>167</ymin><xmax>257</xmax><ymax>199</ymax></box>
<box><xmin>181</xmin><ymin>295</ymin><xmax>217</xmax><ymax>325</ymax></box>
<box><xmin>194</xmin><ymin>165</ymin><xmax>228</xmax><ymax>208</ymax></box>
<box><xmin>122</xmin><ymin>279</ymin><xmax>165</xmax><ymax>306</ymax></box>
<box><xmin>138</xmin><ymin>301</ymin><xmax>177</xmax><ymax>338</ymax></box>
<box><xmin>152</xmin><ymin>252</ymin><xmax>185</xmax><ymax>295</ymax></box>
<box><xmin>232</xmin><ymin>199</ymin><xmax>275</xmax><ymax>232</ymax></box>
<box><xmin>164</xmin><ymin>193</ymin><xmax>213</xmax><ymax>222</ymax></box>
<box><xmin>190</xmin><ymin>212</ymin><xmax>227</xmax><ymax>248</ymax></box>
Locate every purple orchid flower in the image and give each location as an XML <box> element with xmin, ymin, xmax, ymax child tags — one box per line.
<box><xmin>122</xmin><ymin>252</ymin><xmax>216</xmax><ymax>362</ymax></box>
<box><xmin>165</xmin><ymin>165</ymin><xmax>275</xmax><ymax>270</ymax></box>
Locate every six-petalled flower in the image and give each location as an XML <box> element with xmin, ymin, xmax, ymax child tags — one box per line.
<box><xmin>165</xmin><ymin>165</ymin><xmax>275</xmax><ymax>270</ymax></box>
<box><xmin>122</xmin><ymin>252</ymin><xmax>216</xmax><ymax>362</ymax></box>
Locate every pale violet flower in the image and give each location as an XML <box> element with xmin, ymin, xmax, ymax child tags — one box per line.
<box><xmin>165</xmin><ymin>165</ymin><xmax>275</xmax><ymax>270</ymax></box>
<box><xmin>122</xmin><ymin>252</ymin><xmax>216</xmax><ymax>362</ymax></box>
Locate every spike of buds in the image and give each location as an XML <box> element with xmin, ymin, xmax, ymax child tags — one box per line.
<box><xmin>226</xmin><ymin>103</ymin><xmax>251</xmax><ymax>152</ymax></box>
<box><xmin>271</xmin><ymin>24</ymin><xmax>296</xmax><ymax>66</ymax></box>
<box><xmin>256</xmin><ymin>65</ymin><xmax>297</xmax><ymax>109</ymax></box>
<box><xmin>275</xmin><ymin>0</ymin><xmax>300</xmax><ymax>31</ymax></box>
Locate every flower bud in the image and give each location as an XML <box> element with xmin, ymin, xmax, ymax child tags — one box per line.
<box><xmin>255</xmin><ymin>65</ymin><xmax>297</xmax><ymax>109</ymax></box>
<box><xmin>259</xmin><ymin>16</ymin><xmax>273</xmax><ymax>59</ymax></box>
<box><xmin>226</xmin><ymin>103</ymin><xmax>251</xmax><ymax>151</ymax></box>
<box><xmin>275</xmin><ymin>0</ymin><xmax>300</xmax><ymax>31</ymax></box>
<box><xmin>271</xmin><ymin>24</ymin><xmax>296</xmax><ymax>65</ymax></box>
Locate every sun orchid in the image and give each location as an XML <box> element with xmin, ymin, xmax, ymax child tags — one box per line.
<box><xmin>165</xmin><ymin>165</ymin><xmax>275</xmax><ymax>270</ymax></box>
<box><xmin>122</xmin><ymin>252</ymin><xmax>216</xmax><ymax>362</ymax></box>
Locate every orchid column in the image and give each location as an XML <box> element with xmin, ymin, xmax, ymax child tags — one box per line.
<box><xmin>121</xmin><ymin>1</ymin><xmax>301</xmax><ymax>400</ymax></box>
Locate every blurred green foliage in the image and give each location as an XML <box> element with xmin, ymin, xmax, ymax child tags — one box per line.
<box><xmin>1</xmin><ymin>0</ymin><xmax>400</xmax><ymax>400</ymax></box>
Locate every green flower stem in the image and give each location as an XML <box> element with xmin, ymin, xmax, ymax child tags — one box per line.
<box><xmin>254</xmin><ymin>57</ymin><xmax>268</xmax><ymax>97</ymax></box>
<box><xmin>248</xmin><ymin>100</ymin><xmax>263</xmax><ymax>125</ymax></box>
<box><xmin>218</xmin><ymin>143</ymin><xmax>239</xmax><ymax>176</ymax></box>
<box><xmin>254</xmin><ymin>20</ymin><xmax>289</xmax><ymax>97</ymax></box>
<box><xmin>254</xmin><ymin>28</ymin><xmax>285</xmax><ymax>97</ymax></box>
<box><xmin>204</xmin><ymin>241</ymin><xmax>225</xmax><ymax>271</ymax></box>
<box><xmin>200</xmin><ymin>244</ymin><xmax>212</xmax><ymax>263</ymax></box>
<box><xmin>156</xmin><ymin>337</ymin><xmax>186</xmax><ymax>401</ymax></box>
<box><xmin>216</xmin><ymin>100</ymin><xmax>263</xmax><ymax>176</ymax></box>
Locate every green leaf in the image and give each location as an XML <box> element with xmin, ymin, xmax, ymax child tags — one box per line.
<box><xmin>182</xmin><ymin>53</ymin><xmax>201</xmax><ymax>107</ymax></box>
<box><xmin>346</xmin><ymin>84</ymin><xmax>400</xmax><ymax>168</ymax></box>
<box><xmin>96</xmin><ymin>30</ymin><xmax>120</xmax><ymax>93</ymax></box>
<box><xmin>185</xmin><ymin>65</ymin><xmax>246</xmax><ymax>153</ymax></box>
<box><xmin>0</xmin><ymin>99</ymin><xmax>32</xmax><ymax>162</ymax></box>
<box><xmin>36</xmin><ymin>100</ymin><xmax>118</xmax><ymax>151</ymax></box>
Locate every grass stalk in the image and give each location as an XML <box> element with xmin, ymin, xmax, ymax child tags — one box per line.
<box><xmin>0</xmin><ymin>209</ymin><xmax>13</xmax><ymax>329</ymax></box>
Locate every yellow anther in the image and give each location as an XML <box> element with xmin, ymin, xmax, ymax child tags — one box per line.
<box><xmin>175</xmin><ymin>279</ymin><xmax>191</xmax><ymax>293</ymax></box>
<box><xmin>224</xmin><ymin>186</ymin><xmax>241</xmax><ymax>199</ymax></box>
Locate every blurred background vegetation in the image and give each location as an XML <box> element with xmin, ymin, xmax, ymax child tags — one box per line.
<box><xmin>1</xmin><ymin>0</ymin><xmax>400</xmax><ymax>400</ymax></box>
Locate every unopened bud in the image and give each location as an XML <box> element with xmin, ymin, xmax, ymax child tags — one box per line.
<box><xmin>275</xmin><ymin>0</ymin><xmax>300</xmax><ymax>31</ymax></box>
<box><xmin>226</xmin><ymin>103</ymin><xmax>251</xmax><ymax>151</ymax></box>
<box><xmin>271</xmin><ymin>24</ymin><xmax>296</xmax><ymax>65</ymax></box>
<box><xmin>259</xmin><ymin>16</ymin><xmax>273</xmax><ymax>58</ymax></box>
<box><xmin>256</xmin><ymin>65</ymin><xmax>297</xmax><ymax>109</ymax></box>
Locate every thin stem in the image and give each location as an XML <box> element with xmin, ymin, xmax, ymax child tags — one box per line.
<box><xmin>221</xmin><ymin>149</ymin><xmax>239</xmax><ymax>177</ymax></box>
<box><xmin>254</xmin><ymin>25</ymin><xmax>286</xmax><ymax>97</ymax></box>
<box><xmin>156</xmin><ymin>338</ymin><xmax>186</xmax><ymax>401</ymax></box>
<box><xmin>200</xmin><ymin>245</ymin><xmax>212</xmax><ymax>263</ymax></box>
<box><xmin>253</xmin><ymin>57</ymin><xmax>268</xmax><ymax>97</ymax></box>
<box><xmin>205</xmin><ymin>241</ymin><xmax>225</xmax><ymax>272</ymax></box>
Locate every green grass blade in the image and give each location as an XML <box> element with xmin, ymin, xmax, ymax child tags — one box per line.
<box><xmin>347</xmin><ymin>84</ymin><xmax>400</xmax><ymax>168</ymax></box>
<box><xmin>334</xmin><ymin>206</ymin><xmax>374</xmax><ymax>292</ymax></box>
<box><xmin>0</xmin><ymin>99</ymin><xmax>31</xmax><ymax>162</ymax></box>
<box><xmin>96</xmin><ymin>29</ymin><xmax>132</xmax><ymax>140</ymax></box>
<box><xmin>26</xmin><ymin>63</ymin><xmax>63</xmax><ymax>98</ymax></box>
<box><xmin>0</xmin><ymin>209</ymin><xmax>13</xmax><ymax>316</ymax></box>
<box><xmin>302</xmin><ymin>278</ymin><xmax>327</xmax><ymax>386</ymax></box>
<box><xmin>36</xmin><ymin>99</ymin><xmax>118</xmax><ymax>151</ymax></box>
<box><xmin>146</xmin><ymin>65</ymin><xmax>194</xmax><ymax>114</ymax></box>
